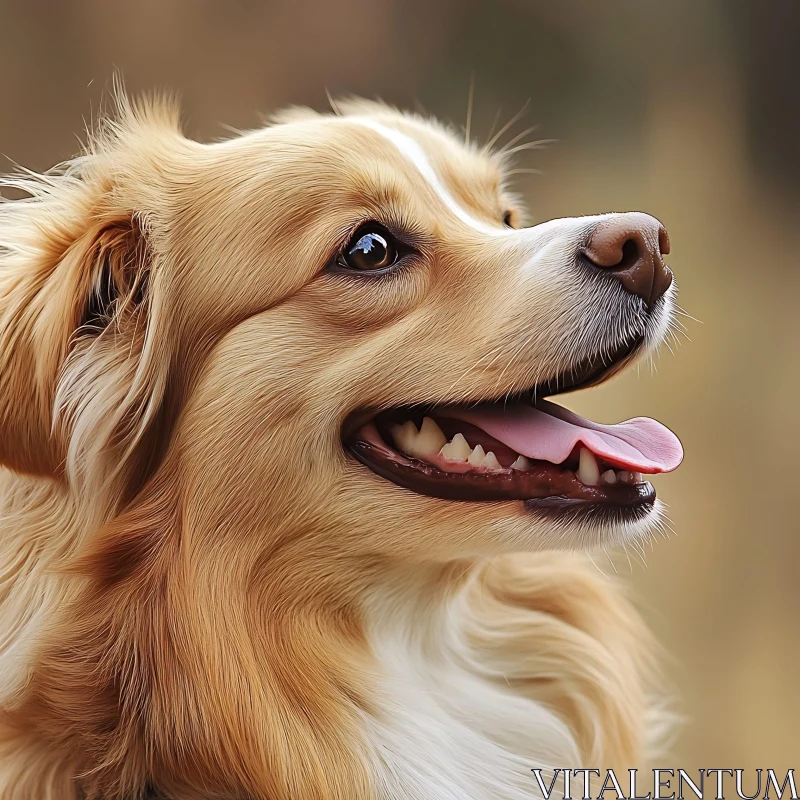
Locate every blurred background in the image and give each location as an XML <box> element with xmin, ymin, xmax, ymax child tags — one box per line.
<box><xmin>1</xmin><ymin>0</ymin><xmax>798</xmax><ymax>773</ymax></box>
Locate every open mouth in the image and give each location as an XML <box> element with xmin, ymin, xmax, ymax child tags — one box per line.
<box><xmin>344</xmin><ymin>339</ymin><xmax>683</xmax><ymax>519</ymax></box>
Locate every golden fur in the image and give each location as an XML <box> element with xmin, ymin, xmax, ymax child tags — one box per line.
<box><xmin>0</xmin><ymin>94</ymin><xmax>669</xmax><ymax>799</ymax></box>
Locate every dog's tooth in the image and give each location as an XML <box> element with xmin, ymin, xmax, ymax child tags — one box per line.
<box><xmin>440</xmin><ymin>432</ymin><xmax>471</xmax><ymax>461</ymax></box>
<box><xmin>618</xmin><ymin>470</ymin><xmax>631</xmax><ymax>483</ymax></box>
<box><xmin>390</xmin><ymin>420</ymin><xmax>419</xmax><ymax>457</ymax></box>
<box><xmin>415</xmin><ymin>417</ymin><xmax>447</xmax><ymax>456</ymax></box>
<box><xmin>482</xmin><ymin>451</ymin><xmax>502</xmax><ymax>470</ymax></box>
<box><xmin>632</xmin><ymin>471</ymin><xmax>644</xmax><ymax>484</ymax></box>
<box><xmin>577</xmin><ymin>447</ymin><xmax>600</xmax><ymax>486</ymax></box>
<box><xmin>601</xmin><ymin>469</ymin><xmax>617</xmax><ymax>485</ymax></box>
<box><xmin>467</xmin><ymin>444</ymin><xmax>486</xmax><ymax>467</ymax></box>
<box><xmin>511</xmin><ymin>455</ymin><xmax>531</xmax><ymax>471</ymax></box>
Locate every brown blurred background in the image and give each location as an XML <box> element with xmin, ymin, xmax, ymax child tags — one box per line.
<box><xmin>1</xmin><ymin>0</ymin><xmax>798</xmax><ymax>772</ymax></box>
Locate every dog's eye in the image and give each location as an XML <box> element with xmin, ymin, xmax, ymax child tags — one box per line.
<box><xmin>503</xmin><ymin>211</ymin><xmax>514</xmax><ymax>228</ymax></box>
<box><xmin>338</xmin><ymin>225</ymin><xmax>399</xmax><ymax>272</ymax></box>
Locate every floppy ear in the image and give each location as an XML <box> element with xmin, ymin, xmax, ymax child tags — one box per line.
<box><xmin>0</xmin><ymin>97</ymin><xmax>180</xmax><ymax>497</ymax></box>
<box><xmin>0</xmin><ymin>205</ymin><xmax>163</xmax><ymax>490</ymax></box>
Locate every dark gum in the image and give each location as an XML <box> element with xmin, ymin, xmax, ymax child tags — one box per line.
<box><xmin>347</xmin><ymin>439</ymin><xmax>655</xmax><ymax>506</ymax></box>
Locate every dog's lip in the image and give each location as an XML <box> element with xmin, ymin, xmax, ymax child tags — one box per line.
<box><xmin>532</xmin><ymin>334</ymin><xmax>644</xmax><ymax>397</ymax></box>
<box><xmin>342</xmin><ymin>408</ymin><xmax>380</xmax><ymax>442</ymax></box>
<box><xmin>347</xmin><ymin>434</ymin><xmax>656</xmax><ymax>507</ymax></box>
<box><xmin>340</xmin><ymin>334</ymin><xmax>645</xmax><ymax>443</ymax></box>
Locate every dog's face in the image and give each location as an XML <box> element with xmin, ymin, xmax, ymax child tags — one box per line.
<box><xmin>0</xmin><ymin>98</ymin><xmax>681</xmax><ymax>570</ymax></box>
<box><xmin>155</xmin><ymin>100</ymin><xmax>682</xmax><ymax>567</ymax></box>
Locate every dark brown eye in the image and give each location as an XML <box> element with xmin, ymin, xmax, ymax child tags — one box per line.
<box><xmin>339</xmin><ymin>225</ymin><xmax>398</xmax><ymax>272</ymax></box>
<box><xmin>503</xmin><ymin>211</ymin><xmax>514</xmax><ymax>228</ymax></box>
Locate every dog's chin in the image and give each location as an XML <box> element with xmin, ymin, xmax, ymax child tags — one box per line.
<box><xmin>522</xmin><ymin>494</ymin><xmax>664</xmax><ymax>550</ymax></box>
<box><xmin>488</xmin><ymin>494</ymin><xmax>665</xmax><ymax>553</ymax></box>
<box><xmin>341</xmin><ymin>294</ymin><xmax>681</xmax><ymax>547</ymax></box>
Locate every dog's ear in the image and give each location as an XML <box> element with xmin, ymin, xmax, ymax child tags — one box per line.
<box><xmin>0</xmin><ymin>95</ymin><xmax>182</xmax><ymax>497</ymax></box>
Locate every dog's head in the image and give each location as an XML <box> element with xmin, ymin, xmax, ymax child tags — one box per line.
<box><xmin>0</xmin><ymin>96</ymin><xmax>681</xmax><ymax>566</ymax></box>
<box><xmin>0</xmin><ymin>95</ymin><xmax>682</xmax><ymax>797</ymax></box>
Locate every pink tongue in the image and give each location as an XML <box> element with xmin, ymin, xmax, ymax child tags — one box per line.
<box><xmin>441</xmin><ymin>400</ymin><xmax>683</xmax><ymax>473</ymax></box>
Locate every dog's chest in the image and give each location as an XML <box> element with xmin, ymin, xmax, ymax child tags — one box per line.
<box><xmin>362</xmin><ymin>624</ymin><xmax>578</xmax><ymax>800</ymax></box>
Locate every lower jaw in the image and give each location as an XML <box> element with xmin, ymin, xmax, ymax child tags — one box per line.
<box><xmin>346</xmin><ymin>438</ymin><xmax>656</xmax><ymax>518</ymax></box>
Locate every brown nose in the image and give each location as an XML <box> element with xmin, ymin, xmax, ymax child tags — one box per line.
<box><xmin>582</xmin><ymin>213</ymin><xmax>672</xmax><ymax>308</ymax></box>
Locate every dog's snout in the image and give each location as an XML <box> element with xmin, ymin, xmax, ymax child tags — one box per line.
<box><xmin>581</xmin><ymin>213</ymin><xmax>672</xmax><ymax>308</ymax></box>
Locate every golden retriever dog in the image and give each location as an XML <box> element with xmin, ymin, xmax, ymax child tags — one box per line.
<box><xmin>0</xmin><ymin>93</ymin><xmax>682</xmax><ymax>799</ymax></box>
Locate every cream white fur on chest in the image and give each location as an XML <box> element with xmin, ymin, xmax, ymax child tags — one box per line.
<box><xmin>361</xmin><ymin>565</ymin><xmax>581</xmax><ymax>800</ymax></box>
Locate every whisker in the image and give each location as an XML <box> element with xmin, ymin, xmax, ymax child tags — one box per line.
<box><xmin>325</xmin><ymin>88</ymin><xmax>342</xmax><ymax>117</ymax></box>
<box><xmin>499</xmin><ymin>139</ymin><xmax>558</xmax><ymax>157</ymax></box>
<box><xmin>484</xmin><ymin>98</ymin><xmax>531</xmax><ymax>152</ymax></box>
<box><xmin>486</xmin><ymin>106</ymin><xmax>503</xmax><ymax>145</ymax></box>
<box><xmin>465</xmin><ymin>73</ymin><xmax>475</xmax><ymax>146</ymax></box>
<box><xmin>500</xmin><ymin>125</ymin><xmax>541</xmax><ymax>152</ymax></box>
<box><xmin>218</xmin><ymin>122</ymin><xmax>245</xmax><ymax>136</ymax></box>
<box><xmin>586</xmin><ymin>552</ymin><xmax>608</xmax><ymax>577</ymax></box>
<box><xmin>622</xmin><ymin>543</ymin><xmax>634</xmax><ymax>573</ymax></box>
<box><xmin>631</xmin><ymin>538</ymin><xmax>647</xmax><ymax>564</ymax></box>
<box><xmin>673</xmin><ymin>304</ymin><xmax>702</xmax><ymax>323</ymax></box>
<box><xmin>603</xmin><ymin>547</ymin><xmax>618</xmax><ymax>574</ymax></box>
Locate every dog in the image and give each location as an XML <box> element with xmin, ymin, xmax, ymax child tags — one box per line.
<box><xmin>0</xmin><ymin>93</ymin><xmax>682</xmax><ymax>799</ymax></box>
